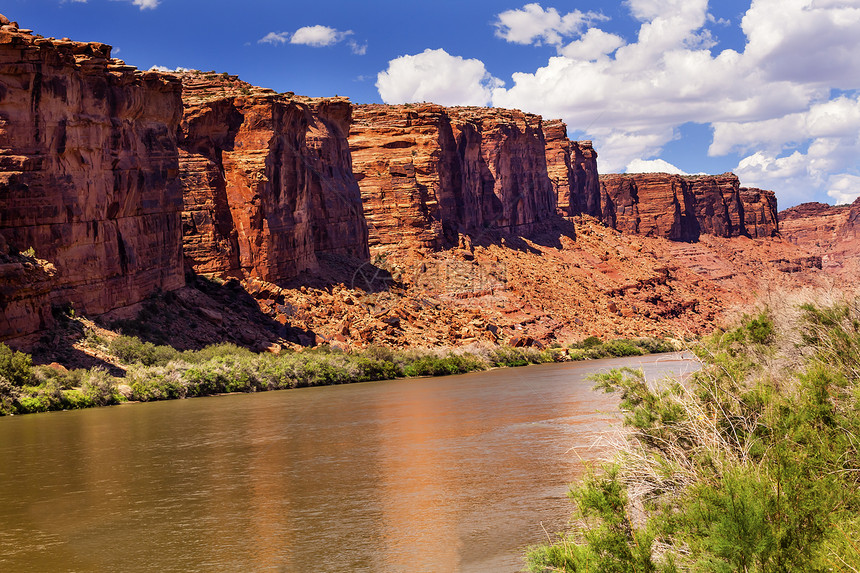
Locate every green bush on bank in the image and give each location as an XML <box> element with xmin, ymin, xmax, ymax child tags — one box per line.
<box><xmin>1</xmin><ymin>332</ymin><xmax>677</xmax><ymax>415</ymax></box>
<box><xmin>567</xmin><ymin>336</ymin><xmax>675</xmax><ymax>361</ymax></box>
<box><xmin>527</xmin><ymin>304</ymin><xmax>860</xmax><ymax>572</ymax></box>
<box><xmin>0</xmin><ymin>343</ymin><xmax>33</xmax><ymax>386</ymax></box>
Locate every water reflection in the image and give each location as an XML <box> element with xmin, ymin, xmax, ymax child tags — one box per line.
<box><xmin>0</xmin><ymin>353</ymin><xmax>698</xmax><ymax>572</ymax></box>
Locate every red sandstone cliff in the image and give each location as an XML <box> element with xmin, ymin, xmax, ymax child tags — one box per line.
<box><xmin>598</xmin><ymin>172</ymin><xmax>778</xmax><ymax>241</ymax></box>
<box><xmin>177</xmin><ymin>73</ymin><xmax>368</xmax><ymax>281</ymax></box>
<box><xmin>779</xmin><ymin>198</ymin><xmax>860</xmax><ymax>276</ymax></box>
<box><xmin>543</xmin><ymin>119</ymin><xmax>600</xmax><ymax>218</ymax></box>
<box><xmin>0</xmin><ymin>15</ymin><xmax>183</xmax><ymax>340</ymax></box>
<box><xmin>349</xmin><ymin>104</ymin><xmax>557</xmax><ymax>251</ymax></box>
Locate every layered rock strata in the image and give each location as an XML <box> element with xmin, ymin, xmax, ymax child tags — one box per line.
<box><xmin>177</xmin><ymin>73</ymin><xmax>368</xmax><ymax>281</ymax></box>
<box><xmin>0</xmin><ymin>16</ymin><xmax>184</xmax><ymax>340</ymax></box>
<box><xmin>598</xmin><ymin>172</ymin><xmax>778</xmax><ymax>240</ymax></box>
<box><xmin>349</xmin><ymin>104</ymin><xmax>557</xmax><ymax>250</ymax></box>
<box><xmin>543</xmin><ymin>119</ymin><xmax>600</xmax><ymax>218</ymax></box>
<box><xmin>779</xmin><ymin>198</ymin><xmax>860</xmax><ymax>276</ymax></box>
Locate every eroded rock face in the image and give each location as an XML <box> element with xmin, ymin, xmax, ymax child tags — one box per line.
<box><xmin>779</xmin><ymin>198</ymin><xmax>860</xmax><ymax>276</ymax></box>
<box><xmin>543</xmin><ymin>119</ymin><xmax>600</xmax><ymax>218</ymax></box>
<box><xmin>349</xmin><ymin>104</ymin><xmax>557</xmax><ymax>250</ymax></box>
<box><xmin>177</xmin><ymin>74</ymin><xmax>369</xmax><ymax>281</ymax></box>
<box><xmin>599</xmin><ymin>173</ymin><xmax>697</xmax><ymax>240</ymax></box>
<box><xmin>598</xmin><ymin>172</ymin><xmax>778</xmax><ymax>241</ymax></box>
<box><xmin>0</xmin><ymin>18</ymin><xmax>184</xmax><ymax>340</ymax></box>
<box><xmin>739</xmin><ymin>187</ymin><xmax>779</xmax><ymax>239</ymax></box>
<box><xmin>0</xmin><ymin>254</ymin><xmax>56</xmax><ymax>340</ymax></box>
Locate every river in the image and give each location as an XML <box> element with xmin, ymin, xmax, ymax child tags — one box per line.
<box><xmin>0</xmin><ymin>353</ymin><xmax>698</xmax><ymax>572</ymax></box>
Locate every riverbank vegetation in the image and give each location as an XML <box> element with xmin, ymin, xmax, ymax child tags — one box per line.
<box><xmin>0</xmin><ymin>334</ymin><xmax>676</xmax><ymax>416</ymax></box>
<box><xmin>527</xmin><ymin>299</ymin><xmax>860</xmax><ymax>572</ymax></box>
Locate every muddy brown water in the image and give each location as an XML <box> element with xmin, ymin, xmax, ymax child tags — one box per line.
<box><xmin>0</xmin><ymin>353</ymin><xmax>698</xmax><ymax>572</ymax></box>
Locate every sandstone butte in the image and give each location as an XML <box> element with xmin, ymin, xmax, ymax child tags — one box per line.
<box><xmin>0</xmin><ymin>15</ymin><xmax>184</xmax><ymax>340</ymax></box>
<box><xmin>1</xmin><ymin>14</ymin><xmax>856</xmax><ymax>358</ymax></box>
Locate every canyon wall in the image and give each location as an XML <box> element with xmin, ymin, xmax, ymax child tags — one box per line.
<box><xmin>779</xmin><ymin>198</ymin><xmax>860</xmax><ymax>276</ymax></box>
<box><xmin>598</xmin><ymin>172</ymin><xmax>778</xmax><ymax>240</ymax></box>
<box><xmin>349</xmin><ymin>104</ymin><xmax>557</xmax><ymax>250</ymax></box>
<box><xmin>0</xmin><ymin>17</ymin><xmax>184</xmax><ymax>340</ymax></box>
<box><xmin>178</xmin><ymin>73</ymin><xmax>369</xmax><ymax>281</ymax></box>
<box><xmin>543</xmin><ymin>119</ymin><xmax>600</xmax><ymax>218</ymax></box>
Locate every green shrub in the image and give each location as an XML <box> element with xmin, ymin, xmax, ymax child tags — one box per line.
<box><xmin>81</xmin><ymin>368</ymin><xmax>122</xmax><ymax>406</ymax></box>
<box><xmin>130</xmin><ymin>370</ymin><xmax>182</xmax><ymax>402</ymax></box>
<box><xmin>17</xmin><ymin>394</ymin><xmax>49</xmax><ymax>414</ymax></box>
<box><xmin>181</xmin><ymin>343</ymin><xmax>255</xmax><ymax>364</ymax></box>
<box><xmin>60</xmin><ymin>388</ymin><xmax>94</xmax><ymax>409</ymax></box>
<box><xmin>602</xmin><ymin>339</ymin><xmax>645</xmax><ymax>357</ymax></box>
<box><xmin>0</xmin><ymin>375</ymin><xmax>19</xmax><ymax>415</ymax></box>
<box><xmin>571</xmin><ymin>335</ymin><xmax>603</xmax><ymax>350</ymax></box>
<box><xmin>632</xmin><ymin>337</ymin><xmax>677</xmax><ymax>354</ymax></box>
<box><xmin>0</xmin><ymin>343</ymin><xmax>33</xmax><ymax>386</ymax></box>
<box><xmin>402</xmin><ymin>353</ymin><xmax>485</xmax><ymax>377</ymax></box>
<box><xmin>109</xmin><ymin>335</ymin><xmax>178</xmax><ymax>366</ymax></box>
<box><xmin>530</xmin><ymin>304</ymin><xmax>860</xmax><ymax>570</ymax></box>
<box><xmin>351</xmin><ymin>355</ymin><xmax>403</xmax><ymax>381</ymax></box>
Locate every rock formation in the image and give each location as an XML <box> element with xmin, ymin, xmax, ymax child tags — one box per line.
<box><xmin>779</xmin><ymin>198</ymin><xmax>860</xmax><ymax>277</ymax></box>
<box><xmin>177</xmin><ymin>73</ymin><xmax>368</xmax><ymax>281</ymax></box>
<box><xmin>349</xmin><ymin>104</ymin><xmax>557</xmax><ymax>250</ymax></box>
<box><xmin>598</xmin><ymin>172</ymin><xmax>778</xmax><ymax>241</ymax></box>
<box><xmin>0</xmin><ymin>16</ymin><xmax>184</xmax><ymax>340</ymax></box>
<box><xmin>543</xmin><ymin>119</ymin><xmax>600</xmax><ymax>218</ymax></box>
<box><xmin>740</xmin><ymin>187</ymin><xmax>780</xmax><ymax>240</ymax></box>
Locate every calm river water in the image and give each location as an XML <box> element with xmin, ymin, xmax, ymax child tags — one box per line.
<box><xmin>0</xmin><ymin>353</ymin><xmax>698</xmax><ymax>572</ymax></box>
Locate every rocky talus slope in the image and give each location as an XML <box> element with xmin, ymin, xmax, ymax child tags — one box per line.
<box><xmin>90</xmin><ymin>216</ymin><xmax>829</xmax><ymax>357</ymax></box>
<box><xmin>177</xmin><ymin>73</ymin><xmax>368</xmax><ymax>282</ymax></box>
<box><xmin>0</xmin><ymin>15</ymin><xmax>184</xmax><ymax>341</ymax></box>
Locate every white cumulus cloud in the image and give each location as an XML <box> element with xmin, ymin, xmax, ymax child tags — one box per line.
<box><xmin>290</xmin><ymin>25</ymin><xmax>351</xmax><ymax>47</ymax></box>
<box><xmin>259</xmin><ymin>25</ymin><xmax>364</xmax><ymax>52</ymax></box>
<box><xmin>560</xmin><ymin>28</ymin><xmax>626</xmax><ymax>60</ymax></box>
<box><xmin>827</xmin><ymin>174</ymin><xmax>860</xmax><ymax>205</ymax></box>
<box><xmin>258</xmin><ymin>32</ymin><xmax>290</xmax><ymax>45</ymax></box>
<box><xmin>148</xmin><ymin>65</ymin><xmax>192</xmax><ymax>73</ymax></box>
<box><xmin>132</xmin><ymin>0</ymin><xmax>158</xmax><ymax>9</ymax></box>
<box><xmin>626</xmin><ymin>158</ymin><xmax>690</xmax><ymax>174</ymax></box>
<box><xmin>348</xmin><ymin>40</ymin><xmax>367</xmax><ymax>55</ymax></box>
<box><xmin>712</xmin><ymin>95</ymin><xmax>860</xmax><ymax>205</ymax></box>
<box><xmin>493</xmin><ymin>3</ymin><xmax>608</xmax><ymax>47</ymax></box>
<box><xmin>377</xmin><ymin>48</ymin><xmax>503</xmax><ymax>107</ymax></box>
<box><xmin>479</xmin><ymin>0</ymin><xmax>860</xmax><ymax>206</ymax></box>
<box><xmin>257</xmin><ymin>32</ymin><xmax>290</xmax><ymax>45</ymax></box>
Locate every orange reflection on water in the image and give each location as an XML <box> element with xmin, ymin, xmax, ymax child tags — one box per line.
<box><xmin>372</xmin><ymin>381</ymin><xmax>464</xmax><ymax>572</ymax></box>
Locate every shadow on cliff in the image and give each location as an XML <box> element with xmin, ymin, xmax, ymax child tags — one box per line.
<box><xmin>99</xmin><ymin>273</ymin><xmax>319</xmax><ymax>352</ymax></box>
<box><xmin>463</xmin><ymin>215</ymin><xmax>578</xmax><ymax>253</ymax></box>
<box><xmin>279</xmin><ymin>253</ymin><xmax>398</xmax><ymax>294</ymax></box>
<box><xmin>29</xmin><ymin>313</ymin><xmax>127</xmax><ymax>375</ymax></box>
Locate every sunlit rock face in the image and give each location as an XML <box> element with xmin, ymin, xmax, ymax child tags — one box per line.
<box><xmin>598</xmin><ymin>172</ymin><xmax>778</xmax><ymax>241</ymax></box>
<box><xmin>349</xmin><ymin>104</ymin><xmax>558</xmax><ymax>250</ymax></box>
<box><xmin>543</xmin><ymin>120</ymin><xmax>600</xmax><ymax>219</ymax></box>
<box><xmin>177</xmin><ymin>73</ymin><xmax>369</xmax><ymax>281</ymax></box>
<box><xmin>0</xmin><ymin>16</ymin><xmax>184</xmax><ymax>339</ymax></box>
<box><xmin>780</xmin><ymin>198</ymin><xmax>860</xmax><ymax>277</ymax></box>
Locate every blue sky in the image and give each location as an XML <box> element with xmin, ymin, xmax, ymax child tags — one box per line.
<box><xmin>5</xmin><ymin>0</ymin><xmax>860</xmax><ymax>208</ymax></box>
